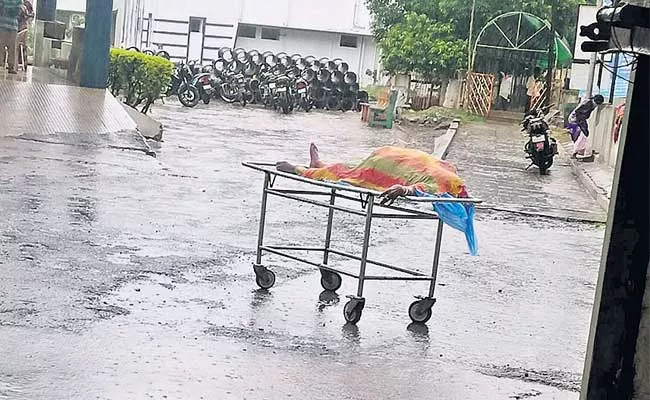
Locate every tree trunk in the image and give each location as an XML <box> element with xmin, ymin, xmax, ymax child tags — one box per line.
<box><xmin>438</xmin><ymin>78</ymin><xmax>450</xmax><ymax>107</ymax></box>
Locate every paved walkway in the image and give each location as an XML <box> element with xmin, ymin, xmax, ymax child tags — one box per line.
<box><xmin>447</xmin><ymin>121</ymin><xmax>608</xmax><ymax>222</ymax></box>
<box><xmin>557</xmin><ymin>136</ymin><xmax>615</xmax><ymax>212</ymax></box>
<box><xmin>0</xmin><ymin>80</ymin><xmax>136</xmax><ymax>136</ymax></box>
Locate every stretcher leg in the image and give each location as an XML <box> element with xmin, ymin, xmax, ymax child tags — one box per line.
<box><xmin>254</xmin><ymin>173</ymin><xmax>275</xmax><ymax>289</ymax></box>
<box><xmin>343</xmin><ymin>195</ymin><xmax>374</xmax><ymax>324</ymax></box>
<box><xmin>408</xmin><ymin>220</ymin><xmax>444</xmax><ymax>323</ymax></box>
<box><xmin>320</xmin><ymin>188</ymin><xmax>342</xmax><ymax>291</ymax></box>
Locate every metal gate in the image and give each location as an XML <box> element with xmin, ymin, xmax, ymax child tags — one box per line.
<box><xmin>464</xmin><ymin>72</ymin><xmax>495</xmax><ymax>117</ymax></box>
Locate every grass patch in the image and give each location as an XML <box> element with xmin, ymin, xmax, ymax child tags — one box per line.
<box><xmin>401</xmin><ymin>106</ymin><xmax>486</xmax><ymax>124</ymax></box>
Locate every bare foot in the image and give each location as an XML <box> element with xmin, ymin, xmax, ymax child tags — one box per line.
<box><xmin>276</xmin><ymin>161</ymin><xmax>297</xmax><ymax>174</ymax></box>
<box><xmin>309</xmin><ymin>143</ymin><xmax>325</xmax><ymax>168</ymax></box>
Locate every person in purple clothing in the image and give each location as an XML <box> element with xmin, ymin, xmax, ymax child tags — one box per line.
<box><xmin>567</xmin><ymin>94</ymin><xmax>604</xmax><ymax>159</ymax></box>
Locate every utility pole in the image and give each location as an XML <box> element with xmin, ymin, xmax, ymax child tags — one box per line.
<box><xmin>545</xmin><ymin>0</ymin><xmax>557</xmax><ymax>106</ymax></box>
<box><xmin>467</xmin><ymin>0</ymin><xmax>476</xmax><ymax>72</ymax></box>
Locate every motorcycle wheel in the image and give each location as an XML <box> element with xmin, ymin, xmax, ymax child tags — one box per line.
<box><xmin>178</xmin><ymin>84</ymin><xmax>200</xmax><ymax>107</ymax></box>
<box><xmin>301</xmin><ymin>98</ymin><xmax>311</xmax><ymax>112</ymax></box>
<box><xmin>538</xmin><ymin>155</ymin><xmax>553</xmax><ymax>175</ymax></box>
<box><xmin>326</xmin><ymin>96</ymin><xmax>340</xmax><ymax>110</ymax></box>
<box><xmin>219</xmin><ymin>84</ymin><xmax>238</xmax><ymax>103</ymax></box>
<box><xmin>202</xmin><ymin>94</ymin><xmax>211</xmax><ymax>105</ymax></box>
<box><xmin>281</xmin><ymin>102</ymin><xmax>290</xmax><ymax>114</ymax></box>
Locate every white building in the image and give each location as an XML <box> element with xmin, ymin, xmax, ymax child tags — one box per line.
<box><xmin>135</xmin><ymin>0</ymin><xmax>379</xmax><ymax>85</ymax></box>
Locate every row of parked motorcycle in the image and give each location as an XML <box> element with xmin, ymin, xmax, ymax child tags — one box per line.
<box><xmin>161</xmin><ymin>47</ymin><xmax>368</xmax><ymax>114</ymax></box>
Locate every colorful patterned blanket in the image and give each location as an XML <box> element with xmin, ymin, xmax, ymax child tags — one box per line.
<box><xmin>296</xmin><ymin>146</ymin><xmax>477</xmax><ymax>255</ymax></box>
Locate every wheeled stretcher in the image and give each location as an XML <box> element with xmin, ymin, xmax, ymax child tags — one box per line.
<box><xmin>243</xmin><ymin>162</ymin><xmax>482</xmax><ymax>324</ymax></box>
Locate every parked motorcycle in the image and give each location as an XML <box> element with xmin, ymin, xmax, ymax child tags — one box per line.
<box><xmin>273</xmin><ymin>76</ymin><xmax>293</xmax><ymax>114</ymax></box>
<box><xmin>167</xmin><ymin>62</ymin><xmax>200</xmax><ymax>108</ymax></box>
<box><xmin>295</xmin><ymin>78</ymin><xmax>311</xmax><ymax>112</ymax></box>
<box><xmin>191</xmin><ymin>72</ymin><xmax>216</xmax><ymax>104</ymax></box>
<box><xmin>521</xmin><ymin>104</ymin><xmax>558</xmax><ymax>175</ymax></box>
<box><xmin>220</xmin><ymin>70</ymin><xmax>250</xmax><ymax>106</ymax></box>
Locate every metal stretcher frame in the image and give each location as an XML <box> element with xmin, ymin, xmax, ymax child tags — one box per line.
<box><xmin>243</xmin><ymin>161</ymin><xmax>482</xmax><ymax>324</ymax></box>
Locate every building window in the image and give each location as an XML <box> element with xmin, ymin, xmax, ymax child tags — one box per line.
<box><xmin>189</xmin><ymin>17</ymin><xmax>202</xmax><ymax>33</ymax></box>
<box><xmin>237</xmin><ymin>24</ymin><xmax>256</xmax><ymax>38</ymax></box>
<box><xmin>261</xmin><ymin>27</ymin><xmax>280</xmax><ymax>40</ymax></box>
<box><xmin>340</xmin><ymin>35</ymin><xmax>358</xmax><ymax>48</ymax></box>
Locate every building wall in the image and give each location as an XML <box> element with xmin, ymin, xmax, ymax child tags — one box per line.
<box><xmin>134</xmin><ymin>0</ymin><xmax>378</xmax><ymax>76</ymax></box>
<box><xmin>584</xmin><ymin>103</ymin><xmax>622</xmax><ymax>169</ymax></box>
<box><xmin>235</xmin><ymin>28</ymin><xmax>376</xmax><ymax>86</ymax></box>
<box><xmin>239</xmin><ymin>0</ymin><xmax>371</xmax><ymax>36</ymax></box>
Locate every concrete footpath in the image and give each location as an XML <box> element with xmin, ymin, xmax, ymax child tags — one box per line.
<box><xmin>557</xmin><ymin>137</ymin><xmax>615</xmax><ymax>212</ymax></box>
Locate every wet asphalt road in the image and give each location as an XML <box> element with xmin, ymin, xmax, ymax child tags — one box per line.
<box><xmin>0</xmin><ymin>101</ymin><xmax>606</xmax><ymax>399</ymax></box>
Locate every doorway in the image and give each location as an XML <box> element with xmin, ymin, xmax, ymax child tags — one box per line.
<box><xmin>187</xmin><ymin>16</ymin><xmax>205</xmax><ymax>62</ymax></box>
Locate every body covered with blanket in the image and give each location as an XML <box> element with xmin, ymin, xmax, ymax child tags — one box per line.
<box><xmin>277</xmin><ymin>145</ymin><xmax>478</xmax><ymax>255</ymax></box>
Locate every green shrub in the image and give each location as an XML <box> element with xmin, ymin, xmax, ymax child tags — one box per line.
<box><xmin>108</xmin><ymin>48</ymin><xmax>174</xmax><ymax>114</ymax></box>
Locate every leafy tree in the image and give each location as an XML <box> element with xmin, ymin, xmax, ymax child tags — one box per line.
<box><xmin>367</xmin><ymin>0</ymin><xmax>594</xmax><ymax>51</ymax></box>
<box><xmin>379</xmin><ymin>12</ymin><xmax>466</xmax><ymax>80</ymax></box>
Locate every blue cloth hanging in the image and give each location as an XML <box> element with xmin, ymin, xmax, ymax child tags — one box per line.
<box><xmin>416</xmin><ymin>191</ymin><xmax>478</xmax><ymax>256</ymax></box>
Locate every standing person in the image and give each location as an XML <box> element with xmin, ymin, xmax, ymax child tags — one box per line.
<box><xmin>498</xmin><ymin>71</ymin><xmax>513</xmax><ymax>110</ymax></box>
<box><xmin>0</xmin><ymin>0</ymin><xmax>23</xmax><ymax>74</ymax></box>
<box><xmin>16</xmin><ymin>0</ymin><xmax>33</xmax><ymax>69</ymax></box>
<box><xmin>525</xmin><ymin>67</ymin><xmax>541</xmax><ymax>114</ymax></box>
<box><xmin>567</xmin><ymin>94</ymin><xmax>605</xmax><ymax>160</ymax></box>
<box><xmin>16</xmin><ymin>0</ymin><xmax>32</xmax><ymax>54</ymax></box>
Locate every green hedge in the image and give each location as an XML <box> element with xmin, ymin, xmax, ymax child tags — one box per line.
<box><xmin>108</xmin><ymin>48</ymin><xmax>174</xmax><ymax>114</ymax></box>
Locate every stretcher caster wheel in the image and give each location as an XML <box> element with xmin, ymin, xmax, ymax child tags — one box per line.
<box><xmin>343</xmin><ymin>297</ymin><xmax>365</xmax><ymax>325</ymax></box>
<box><xmin>408</xmin><ymin>297</ymin><xmax>435</xmax><ymax>324</ymax></box>
<box><xmin>254</xmin><ymin>265</ymin><xmax>276</xmax><ymax>289</ymax></box>
<box><xmin>320</xmin><ymin>270</ymin><xmax>342</xmax><ymax>291</ymax></box>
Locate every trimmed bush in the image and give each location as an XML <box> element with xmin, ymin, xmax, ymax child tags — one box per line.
<box><xmin>108</xmin><ymin>48</ymin><xmax>174</xmax><ymax>114</ymax></box>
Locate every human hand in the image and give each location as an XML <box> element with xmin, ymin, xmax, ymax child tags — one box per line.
<box><xmin>379</xmin><ymin>185</ymin><xmax>411</xmax><ymax>206</ymax></box>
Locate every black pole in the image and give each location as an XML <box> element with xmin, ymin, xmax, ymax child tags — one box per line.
<box><xmin>580</xmin><ymin>54</ymin><xmax>650</xmax><ymax>399</ymax></box>
<box><xmin>545</xmin><ymin>0</ymin><xmax>556</xmax><ymax>106</ymax></box>
<box><xmin>608</xmin><ymin>53</ymin><xmax>619</xmax><ymax>103</ymax></box>
<box><xmin>608</xmin><ymin>0</ymin><xmax>620</xmax><ymax>104</ymax></box>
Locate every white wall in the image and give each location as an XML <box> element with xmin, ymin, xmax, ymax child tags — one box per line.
<box><xmin>240</xmin><ymin>0</ymin><xmax>371</xmax><ymax>35</ymax></box>
<box><xmin>139</xmin><ymin>0</ymin><xmax>371</xmax><ymax>36</ymax></box>
<box><xmin>235</xmin><ymin>27</ymin><xmax>377</xmax><ymax>85</ymax></box>
<box><xmin>57</xmin><ymin>0</ymin><xmax>86</xmax><ymax>12</ymax></box>
<box><xmin>147</xmin><ymin>0</ymin><xmax>240</xmax><ymax>22</ymax></box>
<box><xmin>132</xmin><ymin>0</ymin><xmax>378</xmax><ymax>70</ymax></box>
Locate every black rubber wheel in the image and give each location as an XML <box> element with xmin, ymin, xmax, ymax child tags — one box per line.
<box><xmin>219</xmin><ymin>83</ymin><xmax>238</xmax><ymax>103</ymax></box>
<box><xmin>539</xmin><ymin>157</ymin><xmax>553</xmax><ymax>175</ymax></box>
<box><xmin>202</xmin><ymin>94</ymin><xmax>211</xmax><ymax>105</ymax></box>
<box><xmin>255</xmin><ymin>269</ymin><xmax>276</xmax><ymax>289</ymax></box>
<box><xmin>155</xmin><ymin>50</ymin><xmax>170</xmax><ymax>60</ymax></box>
<box><xmin>408</xmin><ymin>300</ymin><xmax>432</xmax><ymax>324</ymax></box>
<box><xmin>301</xmin><ymin>99</ymin><xmax>311</xmax><ymax>112</ymax></box>
<box><xmin>343</xmin><ymin>301</ymin><xmax>362</xmax><ymax>324</ymax></box>
<box><xmin>320</xmin><ymin>272</ymin><xmax>342</xmax><ymax>291</ymax></box>
<box><xmin>178</xmin><ymin>85</ymin><xmax>200</xmax><ymax>107</ymax></box>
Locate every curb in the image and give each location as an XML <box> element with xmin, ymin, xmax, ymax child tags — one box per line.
<box><xmin>557</xmin><ymin>140</ymin><xmax>610</xmax><ymax>211</ymax></box>
<box><xmin>433</xmin><ymin>118</ymin><xmax>461</xmax><ymax>160</ymax></box>
<box><xmin>120</xmin><ymin>103</ymin><xmax>164</xmax><ymax>142</ymax></box>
